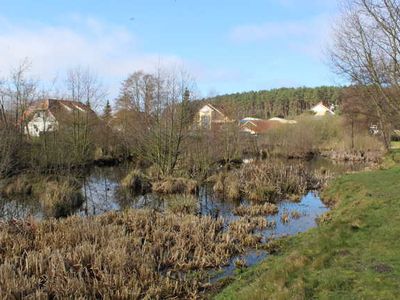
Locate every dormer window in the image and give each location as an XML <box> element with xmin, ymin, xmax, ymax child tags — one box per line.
<box><xmin>36</xmin><ymin>111</ymin><xmax>45</xmax><ymax>118</ymax></box>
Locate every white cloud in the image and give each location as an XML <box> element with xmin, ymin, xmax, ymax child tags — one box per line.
<box><xmin>0</xmin><ymin>16</ymin><xmax>191</xmax><ymax>98</ymax></box>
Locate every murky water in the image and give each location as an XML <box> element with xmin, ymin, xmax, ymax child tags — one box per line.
<box><xmin>0</xmin><ymin>158</ymin><xmax>363</xmax><ymax>281</ymax></box>
<box><xmin>0</xmin><ymin>157</ymin><xmax>363</xmax><ymax>221</ymax></box>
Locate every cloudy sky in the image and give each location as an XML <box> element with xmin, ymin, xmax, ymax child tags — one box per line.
<box><xmin>0</xmin><ymin>0</ymin><xmax>340</xmax><ymax>100</ymax></box>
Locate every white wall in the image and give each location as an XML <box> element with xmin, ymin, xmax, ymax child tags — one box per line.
<box><xmin>25</xmin><ymin>112</ymin><xmax>58</xmax><ymax>137</ymax></box>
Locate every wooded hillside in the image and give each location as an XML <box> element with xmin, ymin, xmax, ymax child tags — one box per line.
<box><xmin>204</xmin><ymin>86</ymin><xmax>343</xmax><ymax>119</ymax></box>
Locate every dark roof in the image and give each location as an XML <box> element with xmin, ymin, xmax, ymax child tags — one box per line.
<box><xmin>23</xmin><ymin>99</ymin><xmax>96</xmax><ymax>121</ymax></box>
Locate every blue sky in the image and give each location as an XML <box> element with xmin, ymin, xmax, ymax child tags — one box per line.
<box><xmin>0</xmin><ymin>0</ymin><xmax>341</xmax><ymax>100</ymax></box>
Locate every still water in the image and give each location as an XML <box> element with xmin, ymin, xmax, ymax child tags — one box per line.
<box><xmin>0</xmin><ymin>158</ymin><xmax>363</xmax><ymax>278</ymax></box>
<box><xmin>0</xmin><ymin>157</ymin><xmax>363</xmax><ymax>221</ymax></box>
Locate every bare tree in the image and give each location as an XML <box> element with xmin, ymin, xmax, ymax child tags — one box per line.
<box><xmin>329</xmin><ymin>0</ymin><xmax>400</xmax><ymax>148</ymax></box>
<box><xmin>116</xmin><ymin>70</ymin><xmax>155</xmax><ymax>113</ymax></box>
<box><xmin>0</xmin><ymin>59</ymin><xmax>38</xmax><ymax>130</ymax></box>
<box><xmin>66</xmin><ymin>66</ymin><xmax>107</xmax><ymax>109</ymax></box>
<box><xmin>115</xmin><ymin>66</ymin><xmax>196</xmax><ymax>176</ymax></box>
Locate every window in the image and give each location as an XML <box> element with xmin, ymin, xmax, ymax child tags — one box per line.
<box><xmin>36</xmin><ymin>111</ymin><xmax>45</xmax><ymax>118</ymax></box>
<box><xmin>200</xmin><ymin>115</ymin><xmax>211</xmax><ymax>128</ymax></box>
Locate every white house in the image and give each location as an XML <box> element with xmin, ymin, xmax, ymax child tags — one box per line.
<box><xmin>310</xmin><ymin>102</ymin><xmax>335</xmax><ymax>116</ymax></box>
<box><xmin>196</xmin><ymin>103</ymin><xmax>232</xmax><ymax>129</ymax></box>
<box><xmin>22</xmin><ymin>99</ymin><xmax>95</xmax><ymax>137</ymax></box>
<box><xmin>25</xmin><ymin>110</ymin><xmax>58</xmax><ymax>137</ymax></box>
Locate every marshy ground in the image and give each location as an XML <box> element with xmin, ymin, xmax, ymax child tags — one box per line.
<box><xmin>217</xmin><ymin>153</ymin><xmax>400</xmax><ymax>299</ymax></box>
<box><xmin>0</xmin><ymin>158</ymin><xmax>365</xmax><ymax>298</ymax></box>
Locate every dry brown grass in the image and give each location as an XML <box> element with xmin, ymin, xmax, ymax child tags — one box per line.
<box><xmin>227</xmin><ymin>217</ymin><xmax>275</xmax><ymax>247</ymax></box>
<box><xmin>165</xmin><ymin>194</ymin><xmax>198</xmax><ymax>215</ymax></box>
<box><xmin>0</xmin><ymin>174</ymin><xmax>34</xmax><ymax>196</ymax></box>
<box><xmin>212</xmin><ymin>172</ymin><xmax>241</xmax><ymax>201</ymax></box>
<box><xmin>290</xmin><ymin>210</ymin><xmax>302</xmax><ymax>219</ymax></box>
<box><xmin>0</xmin><ymin>209</ymin><xmax>265</xmax><ymax>299</ymax></box>
<box><xmin>234</xmin><ymin>203</ymin><xmax>278</xmax><ymax>217</ymax></box>
<box><xmin>120</xmin><ymin>169</ymin><xmax>152</xmax><ymax>194</ymax></box>
<box><xmin>152</xmin><ymin>177</ymin><xmax>198</xmax><ymax>195</ymax></box>
<box><xmin>238</xmin><ymin>160</ymin><xmax>332</xmax><ymax>203</ymax></box>
<box><xmin>40</xmin><ymin>180</ymin><xmax>84</xmax><ymax>218</ymax></box>
<box><xmin>0</xmin><ymin>175</ymin><xmax>84</xmax><ymax>218</ymax></box>
<box><xmin>239</xmin><ymin>161</ymin><xmax>309</xmax><ymax>202</ymax></box>
<box><xmin>281</xmin><ymin>212</ymin><xmax>290</xmax><ymax>224</ymax></box>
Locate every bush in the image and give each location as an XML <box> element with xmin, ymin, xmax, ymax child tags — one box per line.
<box><xmin>165</xmin><ymin>195</ymin><xmax>198</xmax><ymax>215</ymax></box>
<box><xmin>261</xmin><ymin>115</ymin><xmax>385</xmax><ymax>159</ymax></box>
<box><xmin>212</xmin><ymin>172</ymin><xmax>241</xmax><ymax>201</ymax></box>
<box><xmin>121</xmin><ymin>169</ymin><xmax>152</xmax><ymax>194</ymax></box>
<box><xmin>152</xmin><ymin>177</ymin><xmax>198</xmax><ymax>195</ymax></box>
<box><xmin>40</xmin><ymin>180</ymin><xmax>84</xmax><ymax>218</ymax></box>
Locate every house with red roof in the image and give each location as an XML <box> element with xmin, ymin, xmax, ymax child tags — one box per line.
<box><xmin>22</xmin><ymin>99</ymin><xmax>96</xmax><ymax>137</ymax></box>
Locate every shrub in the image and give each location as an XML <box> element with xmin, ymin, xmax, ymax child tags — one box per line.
<box><xmin>40</xmin><ymin>180</ymin><xmax>84</xmax><ymax>218</ymax></box>
<box><xmin>239</xmin><ymin>161</ymin><xmax>311</xmax><ymax>202</ymax></box>
<box><xmin>165</xmin><ymin>195</ymin><xmax>198</xmax><ymax>215</ymax></box>
<box><xmin>152</xmin><ymin>177</ymin><xmax>198</xmax><ymax>194</ymax></box>
<box><xmin>121</xmin><ymin>169</ymin><xmax>152</xmax><ymax>194</ymax></box>
<box><xmin>212</xmin><ymin>172</ymin><xmax>241</xmax><ymax>201</ymax></box>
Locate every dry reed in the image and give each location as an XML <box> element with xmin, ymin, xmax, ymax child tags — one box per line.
<box><xmin>0</xmin><ymin>208</ymin><xmax>264</xmax><ymax>299</ymax></box>
<box><xmin>234</xmin><ymin>203</ymin><xmax>278</xmax><ymax>217</ymax></box>
<box><xmin>152</xmin><ymin>177</ymin><xmax>198</xmax><ymax>195</ymax></box>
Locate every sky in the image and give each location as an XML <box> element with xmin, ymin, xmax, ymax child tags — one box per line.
<box><xmin>0</xmin><ymin>0</ymin><xmax>341</xmax><ymax>101</ymax></box>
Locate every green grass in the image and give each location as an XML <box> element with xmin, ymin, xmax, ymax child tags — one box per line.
<box><xmin>216</xmin><ymin>165</ymin><xmax>400</xmax><ymax>299</ymax></box>
<box><xmin>391</xmin><ymin>141</ymin><xmax>400</xmax><ymax>150</ymax></box>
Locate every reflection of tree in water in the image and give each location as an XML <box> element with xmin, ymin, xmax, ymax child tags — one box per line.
<box><xmin>0</xmin><ymin>196</ymin><xmax>42</xmax><ymax>220</ymax></box>
<box><xmin>81</xmin><ymin>165</ymin><xmax>164</xmax><ymax>216</ymax></box>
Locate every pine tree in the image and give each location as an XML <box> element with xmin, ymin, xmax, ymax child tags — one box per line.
<box><xmin>103</xmin><ymin>100</ymin><xmax>112</xmax><ymax>123</ymax></box>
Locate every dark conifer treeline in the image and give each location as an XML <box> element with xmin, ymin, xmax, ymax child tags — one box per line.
<box><xmin>203</xmin><ymin>86</ymin><xmax>343</xmax><ymax>118</ymax></box>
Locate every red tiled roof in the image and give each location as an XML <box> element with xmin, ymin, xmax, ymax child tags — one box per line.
<box><xmin>241</xmin><ymin>119</ymin><xmax>280</xmax><ymax>134</ymax></box>
<box><xmin>22</xmin><ymin>99</ymin><xmax>95</xmax><ymax>121</ymax></box>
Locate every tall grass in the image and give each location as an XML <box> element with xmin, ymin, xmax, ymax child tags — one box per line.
<box><xmin>165</xmin><ymin>194</ymin><xmax>198</xmax><ymax>215</ymax></box>
<box><xmin>0</xmin><ymin>174</ymin><xmax>84</xmax><ymax>218</ymax></box>
<box><xmin>211</xmin><ymin>160</ymin><xmax>331</xmax><ymax>203</ymax></box>
<box><xmin>120</xmin><ymin>169</ymin><xmax>152</xmax><ymax>194</ymax></box>
<box><xmin>262</xmin><ymin>115</ymin><xmax>385</xmax><ymax>160</ymax></box>
<box><xmin>152</xmin><ymin>177</ymin><xmax>198</xmax><ymax>194</ymax></box>
<box><xmin>0</xmin><ymin>208</ymin><xmax>267</xmax><ymax>298</ymax></box>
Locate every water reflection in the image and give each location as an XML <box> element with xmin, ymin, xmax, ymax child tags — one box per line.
<box><xmin>0</xmin><ymin>197</ymin><xmax>42</xmax><ymax>220</ymax></box>
<box><xmin>0</xmin><ymin>157</ymin><xmax>362</xmax><ymax>220</ymax></box>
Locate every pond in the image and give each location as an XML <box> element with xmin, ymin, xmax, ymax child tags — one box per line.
<box><xmin>0</xmin><ymin>157</ymin><xmax>364</xmax><ymax>282</ymax></box>
<box><xmin>0</xmin><ymin>157</ymin><xmax>363</xmax><ymax>221</ymax></box>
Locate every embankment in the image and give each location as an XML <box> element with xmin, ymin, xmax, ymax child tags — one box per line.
<box><xmin>216</xmin><ymin>161</ymin><xmax>400</xmax><ymax>299</ymax></box>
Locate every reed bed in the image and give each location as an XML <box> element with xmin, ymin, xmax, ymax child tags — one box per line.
<box><xmin>40</xmin><ymin>180</ymin><xmax>84</xmax><ymax>218</ymax></box>
<box><xmin>120</xmin><ymin>169</ymin><xmax>152</xmax><ymax>194</ymax></box>
<box><xmin>165</xmin><ymin>194</ymin><xmax>198</xmax><ymax>215</ymax></box>
<box><xmin>152</xmin><ymin>177</ymin><xmax>198</xmax><ymax>195</ymax></box>
<box><xmin>239</xmin><ymin>161</ymin><xmax>310</xmax><ymax>202</ymax></box>
<box><xmin>211</xmin><ymin>160</ymin><xmax>331</xmax><ymax>204</ymax></box>
<box><xmin>0</xmin><ymin>209</ymin><xmax>263</xmax><ymax>299</ymax></box>
<box><xmin>226</xmin><ymin>217</ymin><xmax>276</xmax><ymax>247</ymax></box>
<box><xmin>234</xmin><ymin>203</ymin><xmax>278</xmax><ymax>217</ymax></box>
<box><xmin>212</xmin><ymin>173</ymin><xmax>241</xmax><ymax>201</ymax></box>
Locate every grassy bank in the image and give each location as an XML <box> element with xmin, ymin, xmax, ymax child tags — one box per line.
<box><xmin>216</xmin><ymin>163</ymin><xmax>400</xmax><ymax>299</ymax></box>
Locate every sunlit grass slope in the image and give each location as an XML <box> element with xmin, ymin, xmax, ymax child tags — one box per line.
<box><xmin>217</xmin><ymin>163</ymin><xmax>400</xmax><ymax>299</ymax></box>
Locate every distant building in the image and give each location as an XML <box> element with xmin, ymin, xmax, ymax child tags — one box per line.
<box><xmin>310</xmin><ymin>102</ymin><xmax>335</xmax><ymax>116</ymax></box>
<box><xmin>22</xmin><ymin>99</ymin><xmax>96</xmax><ymax>137</ymax></box>
<box><xmin>240</xmin><ymin>119</ymin><xmax>281</xmax><ymax>135</ymax></box>
<box><xmin>268</xmin><ymin>117</ymin><xmax>297</xmax><ymax>124</ymax></box>
<box><xmin>196</xmin><ymin>103</ymin><xmax>232</xmax><ymax>129</ymax></box>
